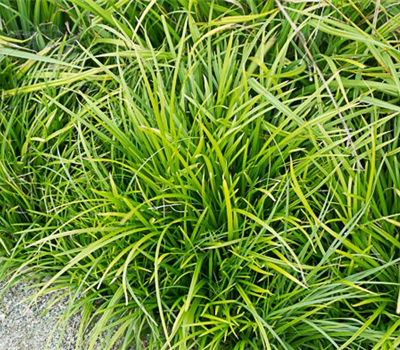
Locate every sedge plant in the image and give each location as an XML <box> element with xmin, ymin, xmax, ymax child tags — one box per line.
<box><xmin>1</xmin><ymin>0</ymin><xmax>400</xmax><ymax>349</ymax></box>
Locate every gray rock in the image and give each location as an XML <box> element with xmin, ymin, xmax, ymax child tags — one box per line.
<box><xmin>0</xmin><ymin>280</ymin><xmax>82</xmax><ymax>350</ymax></box>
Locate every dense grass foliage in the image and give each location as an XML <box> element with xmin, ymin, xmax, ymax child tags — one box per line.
<box><xmin>1</xmin><ymin>1</ymin><xmax>400</xmax><ymax>349</ymax></box>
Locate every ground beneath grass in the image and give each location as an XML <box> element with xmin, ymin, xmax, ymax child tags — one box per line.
<box><xmin>0</xmin><ymin>280</ymin><xmax>81</xmax><ymax>350</ymax></box>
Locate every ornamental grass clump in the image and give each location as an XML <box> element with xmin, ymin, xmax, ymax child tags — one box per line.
<box><xmin>1</xmin><ymin>1</ymin><xmax>400</xmax><ymax>349</ymax></box>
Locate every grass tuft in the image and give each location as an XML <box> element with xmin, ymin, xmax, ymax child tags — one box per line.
<box><xmin>1</xmin><ymin>0</ymin><xmax>400</xmax><ymax>349</ymax></box>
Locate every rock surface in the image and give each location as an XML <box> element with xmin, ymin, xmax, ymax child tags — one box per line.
<box><xmin>0</xmin><ymin>280</ymin><xmax>81</xmax><ymax>350</ymax></box>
